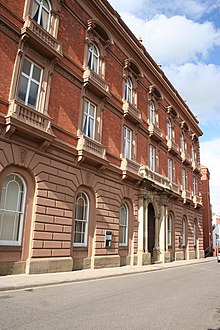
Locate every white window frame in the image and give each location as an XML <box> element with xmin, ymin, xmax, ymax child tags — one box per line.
<box><xmin>168</xmin><ymin>158</ymin><xmax>173</xmax><ymax>182</ymax></box>
<box><xmin>0</xmin><ymin>173</ymin><xmax>27</xmax><ymax>246</ymax></box>
<box><xmin>180</xmin><ymin>133</ymin><xmax>185</xmax><ymax>152</ymax></box>
<box><xmin>73</xmin><ymin>192</ymin><xmax>89</xmax><ymax>247</ymax></box>
<box><xmin>192</xmin><ymin>176</ymin><xmax>197</xmax><ymax>196</ymax></box>
<box><xmin>123</xmin><ymin>126</ymin><xmax>132</xmax><ymax>159</ymax></box>
<box><xmin>149</xmin><ymin>101</ymin><xmax>156</xmax><ymax>124</ymax></box>
<box><xmin>167</xmin><ymin>119</ymin><xmax>172</xmax><ymax>140</ymax></box>
<box><xmin>119</xmin><ymin>203</ymin><xmax>128</xmax><ymax>247</ymax></box>
<box><xmin>31</xmin><ymin>0</ymin><xmax>52</xmax><ymax>32</ymax></box>
<box><xmin>168</xmin><ymin>214</ymin><xmax>172</xmax><ymax>247</ymax></box>
<box><xmin>191</xmin><ymin>143</ymin><xmax>196</xmax><ymax>162</ymax></box>
<box><xmin>149</xmin><ymin>145</ymin><xmax>156</xmax><ymax>172</ymax></box>
<box><xmin>88</xmin><ymin>43</ymin><xmax>100</xmax><ymax>74</ymax></box>
<box><xmin>18</xmin><ymin>58</ymin><xmax>43</xmax><ymax>109</ymax></box>
<box><xmin>124</xmin><ymin>77</ymin><xmax>133</xmax><ymax>104</ymax></box>
<box><xmin>82</xmin><ymin>99</ymin><xmax>96</xmax><ymax>139</ymax></box>
<box><xmin>182</xmin><ymin>168</ymin><xmax>186</xmax><ymax>191</ymax></box>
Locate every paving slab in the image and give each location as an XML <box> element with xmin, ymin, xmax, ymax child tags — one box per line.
<box><xmin>0</xmin><ymin>257</ymin><xmax>216</xmax><ymax>292</ymax></box>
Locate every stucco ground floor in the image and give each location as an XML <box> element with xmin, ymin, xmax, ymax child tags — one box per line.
<box><xmin>0</xmin><ymin>139</ymin><xmax>204</xmax><ymax>275</ymax></box>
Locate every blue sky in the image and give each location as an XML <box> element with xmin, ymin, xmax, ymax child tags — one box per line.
<box><xmin>108</xmin><ymin>0</ymin><xmax>220</xmax><ymax>214</ymax></box>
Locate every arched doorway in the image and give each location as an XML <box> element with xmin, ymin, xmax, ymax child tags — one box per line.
<box><xmin>148</xmin><ymin>203</ymin><xmax>155</xmax><ymax>254</ymax></box>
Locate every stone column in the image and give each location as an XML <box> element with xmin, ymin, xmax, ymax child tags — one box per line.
<box><xmin>137</xmin><ymin>196</ymin><xmax>144</xmax><ymax>265</ymax></box>
<box><xmin>144</xmin><ymin>198</ymin><xmax>148</xmax><ymax>253</ymax></box>
<box><xmin>159</xmin><ymin>204</ymin><xmax>167</xmax><ymax>263</ymax></box>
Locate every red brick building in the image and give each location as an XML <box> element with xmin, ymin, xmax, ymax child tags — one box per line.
<box><xmin>0</xmin><ymin>0</ymin><xmax>204</xmax><ymax>275</ymax></box>
<box><xmin>201</xmin><ymin>167</ymin><xmax>212</xmax><ymax>255</ymax></box>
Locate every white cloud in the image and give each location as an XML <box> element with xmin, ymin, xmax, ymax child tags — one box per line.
<box><xmin>145</xmin><ymin>15</ymin><xmax>220</xmax><ymax>66</ymax></box>
<box><xmin>164</xmin><ymin>62</ymin><xmax>220</xmax><ymax>122</ymax></box>
<box><xmin>109</xmin><ymin>0</ymin><xmax>220</xmax><ymax>20</ymax></box>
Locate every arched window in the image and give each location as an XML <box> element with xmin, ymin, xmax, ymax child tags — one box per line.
<box><xmin>74</xmin><ymin>192</ymin><xmax>89</xmax><ymax>247</ymax></box>
<box><xmin>182</xmin><ymin>217</ymin><xmax>186</xmax><ymax>247</ymax></box>
<box><xmin>31</xmin><ymin>0</ymin><xmax>51</xmax><ymax>32</ymax></box>
<box><xmin>0</xmin><ymin>174</ymin><xmax>26</xmax><ymax>245</ymax></box>
<box><xmin>168</xmin><ymin>214</ymin><xmax>172</xmax><ymax>247</ymax></box>
<box><xmin>119</xmin><ymin>203</ymin><xmax>128</xmax><ymax>246</ymax></box>
<box><xmin>149</xmin><ymin>101</ymin><xmax>156</xmax><ymax>124</ymax></box>
<box><xmin>88</xmin><ymin>43</ymin><xmax>100</xmax><ymax>74</ymax></box>
<box><xmin>180</xmin><ymin>133</ymin><xmax>185</xmax><ymax>152</ymax></box>
<box><xmin>124</xmin><ymin>77</ymin><xmax>133</xmax><ymax>103</ymax></box>
<box><xmin>167</xmin><ymin>119</ymin><xmax>172</xmax><ymax>140</ymax></box>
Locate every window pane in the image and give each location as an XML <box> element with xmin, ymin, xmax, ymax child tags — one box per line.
<box><xmin>88</xmin><ymin>117</ymin><xmax>94</xmax><ymax>138</ymax></box>
<box><xmin>23</xmin><ymin>59</ymin><xmax>31</xmax><ymax>76</ymax></box>
<box><xmin>0</xmin><ymin>212</ymin><xmax>15</xmax><ymax>240</ymax></box>
<box><xmin>89</xmin><ymin>104</ymin><xmax>95</xmax><ymax>117</ymax></box>
<box><xmin>32</xmin><ymin>65</ymin><xmax>41</xmax><ymax>82</ymax></box>
<box><xmin>28</xmin><ymin>81</ymin><xmax>39</xmax><ymax>107</ymax></box>
<box><xmin>5</xmin><ymin>181</ymin><xmax>19</xmax><ymax>211</ymax></box>
<box><xmin>43</xmin><ymin>0</ymin><xmax>50</xmax><ymax>10</ymax></box>
<box><xmin>31</xmin><ymin>1</ymin><xmax>39</xmax><ymax>22</ymax></box>
<box><xmin>18</xmin><ymin>76</ymin><xmax>28</xmax><ymax>102</ymax></box>
<box><xmin>41</xmin><ymin>9</ymin><xmax>49</xmax><ymax>30</ymax></box>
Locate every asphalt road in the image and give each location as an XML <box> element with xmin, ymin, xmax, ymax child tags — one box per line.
<box><xmin>0</xmin><ymin>260</ymin><xmax>219</xmax><ymax>330</ymax></box>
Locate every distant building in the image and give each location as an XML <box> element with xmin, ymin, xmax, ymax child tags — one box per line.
<box><xmin>0</xmin><ymin>0</ymin><xmax>204</xmax><ymax>275</ymax></box>
<box><xmin>213</xmin><ymin>225</ymin><xmax>220</xmax><ymax>250</ymax></box>
<box><xmin>201</xmin><ymin>166</ymin><xmax>213</xmax><ymax>256</ymax></box>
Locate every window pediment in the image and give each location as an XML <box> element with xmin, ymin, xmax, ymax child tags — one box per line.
<box><xmin>87</xmin><ymin>19</ymin><xmax>112</xmax><ymax>46</ymax></box>
<box><xmin>124</xmin><ymin>59</ymin><xmax>142</xmax><ymax>78</ymax></box>
<box><xmin>148</xmin><ymin>85</ymin><xmax>162</xmax><ymax>101</ymax></box>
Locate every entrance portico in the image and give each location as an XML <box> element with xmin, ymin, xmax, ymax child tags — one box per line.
<box><xmin>137</xmin><ymin>186</ymin><xmax>170</xmax><ymax>265</ymax></box>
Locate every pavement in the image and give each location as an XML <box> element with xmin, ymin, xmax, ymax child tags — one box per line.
<box><xmin>0</xmin><ymin>256</ymin><xmax>216</xmax><ymax>292</ymax></box>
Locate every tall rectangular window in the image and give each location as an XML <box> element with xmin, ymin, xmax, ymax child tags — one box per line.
<box><xmin>123</xmin><ymin>126</ymin><xmax>132</xmax><ymax>159</ymax></box>
<box><xmin>83</xmin><ymin>100</ymin><xmax>96</xmax><ymax>139</ymax></box>
<box><xmin>149</xmin><ymin>101</ymin><xmax>155</xmax><ymax>124</ymax></box>
<box><xmin>167</xmin><ymin>119</ymin><xmax>172</xmax><ymax>140</ymax></box>
<box><xmin>168</xmin><ymin>214</ymin><xmax>172</xmax><ymax>247</ymax></box>
<box><xmin>182</xmin><ymin>218</ymin><xmax>186</xmax><ymax>247</ymax></box>
<box><xmin>18</xmin><ymin>58</ymin><xmax>43</xmax><ymax>109</ymax></box>
<box><xmin>192</xmin><ymin>176</ymin><xmax>197</xmax><ymax>196</ymax></box>
<box><xmin>182</xmin><ymin>168</ymin><xmax>186</xmax><ymax>190</ymax></box>
<box><xmin>168</xmin><ymin>158</ymin><xmax>173</xmax><ymax>182</ymax></box>
<box><xmin>149</xmin><ymin>145</ymin><xmax>156</xmax><ymax>172</ymax></box>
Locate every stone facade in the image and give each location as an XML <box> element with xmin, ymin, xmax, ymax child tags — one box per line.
<box><xmin>0</xmin><ymin>0</ymin><xmax>203</xmax><ymax>275</ymax></box>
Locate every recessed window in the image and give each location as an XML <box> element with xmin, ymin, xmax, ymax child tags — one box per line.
<box><xmin>123</xmin><ymin>126</ymin><xmax>132</xmax><ymax>159</ymax></box>
<box><xmin>88</xmin><ymin>43</ymin><xmax>100</xmax><ymax>74</ymax></box>
<box><xmin>182</xmin><ymin>217</ymin><xmax>186</xmax><ymax>247</ymax></box>
<box><xmin>167</xmin><ymin>119</ymin><xmax>172</xmax><ymax>140</ymax></box>
<box><xmin>119</xmin><ymin>203</ymin><xmax>128</xmax><ymax>246</ymax></box>
<box><xmin>180</xmin><ymin>133</ymin><xmax>185</xmax><ymax>152</ymax></box>
<box><xmin>82</xmin><ymin>100</ymin><xmax>96</xmax><ymax>139</ymax></box>
<box><xmin>191</xmin><ymin>143</ymin><xmax>196</xmax><ymax>162</ymax></box>
<box><xmin>168</xmin><ymin>214</ymin><xmax>172</xmax><ymax>247</ymax></box>
<box><xmin>124</xmin><ymin>77</ymin><xmax>133</xmax><ymax>103</ymax></box>
<box><xmin>74</xmin><ymin>192</ymin><xmax>89</xmax><ymax>247</ymax></box>
<box><xmin>0</xmin><ymin>174</ymin><xmax>26</xmax><ymax>246</ymax></box>
<box><xmin>149</xmin><ymin>145</ymin><xmax>156</xmax><ymax>172</ymax></box>
<box><xmin>168</xmin><ymin>158</ymin><xmax>173</xmax><ymax>182</ymax></box>
<box><xmin>182</xmin><ymin>168</ymin><xmax>186</xmax><ymax>191</ymax></box>
<box><xmin>18</xmin><ymin>58</ymin><xmax>43</xmax><ymax>109</ymax></box>
<box><xmin>149</xmin><ymin>101</ymin><xmax>156</xmax><ymax>124</ymax></box>
<box><xmin>193</xmin><ymin>176</ymin><xmax>197</xmax><ymax>196</ymax></box>
<box><xmin>31</xmin><ymin>0</ymin><xmax>51</xmax><ymax>32</ymax></box>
